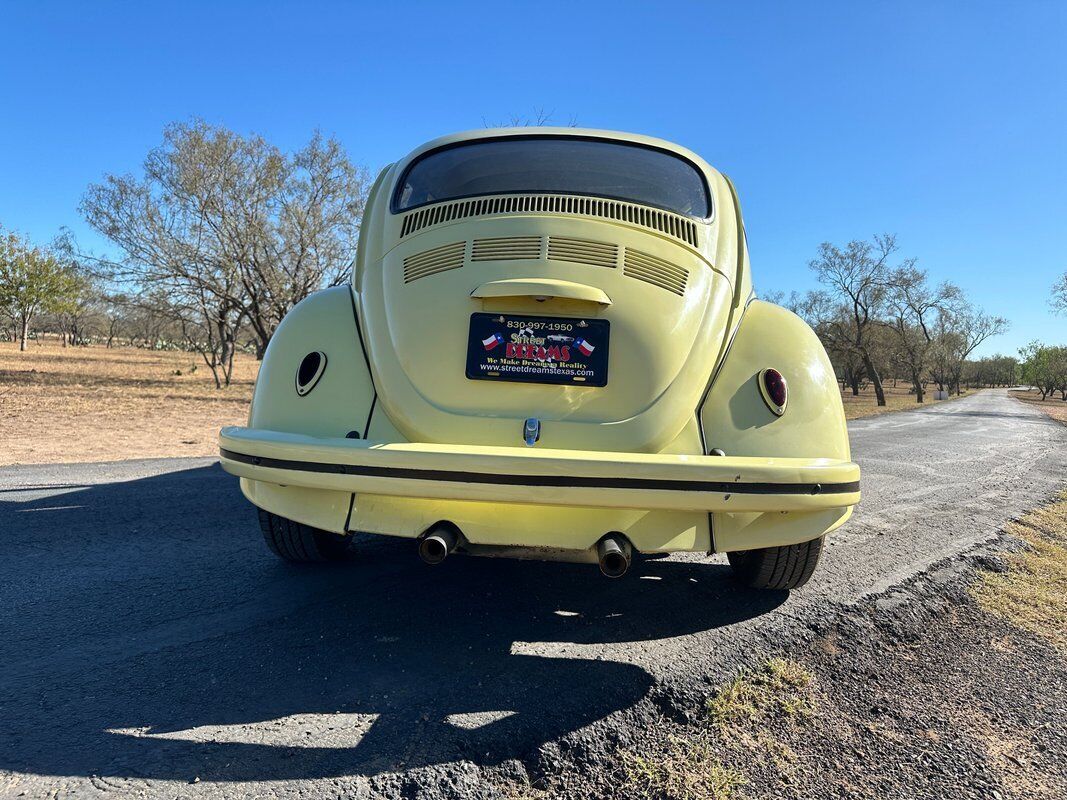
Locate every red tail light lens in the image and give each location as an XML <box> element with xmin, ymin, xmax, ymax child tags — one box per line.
<box><xmin>759</xmin><ymin>368</ymin><xmax>787</xmax><ymax>415</ymax></box>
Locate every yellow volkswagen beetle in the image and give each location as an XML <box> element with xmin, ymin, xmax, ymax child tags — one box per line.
<box><xmin>219</xmin><ymin>128</ymin><xmax>859</xmax><ymax>589</ymax></box>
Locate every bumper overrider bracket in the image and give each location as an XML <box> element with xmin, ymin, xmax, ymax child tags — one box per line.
<box><xmin>219</xmin><ymin>427</ymin><xmax>860</xmax><ymax>513</ymax></box>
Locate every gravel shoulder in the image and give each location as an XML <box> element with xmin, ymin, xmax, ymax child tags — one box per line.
<box><xmin>514</xmin><ymin>528</ymin><xmax>1067</xmax><ymax>799</ymax></box>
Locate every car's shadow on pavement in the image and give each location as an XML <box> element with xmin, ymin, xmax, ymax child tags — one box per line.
<box><xmin>1</xmin><ymin>464</ymin><xmax>787</xmax><ymax>784</ymax></box>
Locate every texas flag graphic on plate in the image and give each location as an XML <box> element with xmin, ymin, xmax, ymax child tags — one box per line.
<box><xmin>574</xmin><ymin>337</ymin><xmax>595</xmax><ymax>357</ymax></box>
<box><xmin>482</xmin><ymin>332</ymin><xmax>505</xmax><ymax>351</ymax></box>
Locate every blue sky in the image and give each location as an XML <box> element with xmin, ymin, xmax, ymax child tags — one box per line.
<box><xmin>2</xmin><ymin>1</ymin><xmax>1064</xmax><ymax>355</ymax></box>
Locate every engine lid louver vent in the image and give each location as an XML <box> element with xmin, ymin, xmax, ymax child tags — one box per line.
<box><xmin>623</xmin><ymin>249</ymin><xmax>688</xmax><ymax>296</ymax></box>
<box><xmin>399</xmin><ymin>194</ymin><xmax>699</xmax><ymax>247</ymax></box>
<box><xmin>471</xmin><ymin>236</ymin><xmax>541</xmax><ymax>261</ymax></box>
<box><xmin>403</xmin><ymin>241</ymin><xmax>465</xmax><ymax>283</ymax></box>
<box><xmin>547</xmin><ymin>237</ymin><xmax>618</xmax><ymax>268</ymax></box>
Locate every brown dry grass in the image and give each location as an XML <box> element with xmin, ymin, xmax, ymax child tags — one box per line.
<box><xmin>841</xmin><ymin>383</ymin><xmax>970</xmax><ymax>420</ymax></box>
<box><xmin>0</xmin><ymin>341</ymin><xmax>257</xmax><ymax>465</ymax></box>
<box><xmin>972</xmin><ymin>493</ymin><xmax>1067</xmax><ymax>653</ymax></box>
<box><xmin>615</xmin><ymin>659</ymin><xmax>816</xmax><ymax>800</ymax></box>
<box><xmin>0</xmin><ymin>342</ymin><xmax>988</xmax><ymax>465</ymax></box>
<box><xmin>1011</xmin><ymin>389</ymin><xmax>1067</xmax><ymax>425</ymax></box>
<box><xmin>622</xmin><ymin>736</ymin><xmax>746</xmax><ymax>800</ymax></box>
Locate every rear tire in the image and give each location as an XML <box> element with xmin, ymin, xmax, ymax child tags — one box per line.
<box><xmin>257</xmin><ymin>509</ymin><xmax>353</xmax><ymax>563</ymax></box>
<box><xmin>726</xmin><ymin>537</ymin><xmax>823</xmax><ymax>590</ymax></box>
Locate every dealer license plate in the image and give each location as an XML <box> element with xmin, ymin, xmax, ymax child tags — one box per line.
<box><xmin>465</xmin><ymin>312</ymin><xmax>610</xmax><ymax>387</ymax></box>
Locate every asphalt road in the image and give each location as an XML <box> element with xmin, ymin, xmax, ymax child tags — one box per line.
<box><xmin>1</xmin><ymin>390</ymin><xmax>1064</xmax><ymax>798</ymax></box>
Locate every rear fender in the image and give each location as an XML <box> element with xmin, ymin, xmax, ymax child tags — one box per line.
<box><xmin>242</xmin><ymin>285</ymin><xmax>377</xmax><ymax>530</ymax></box>
<box><xmin>699</xmin><ymin>299</ymin><xmax>852</xmax><ymax>551</ymax></box>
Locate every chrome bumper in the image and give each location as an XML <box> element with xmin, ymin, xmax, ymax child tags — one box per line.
<box><xmin>219</xmin><ymin>426</ymin><xmax>860</xmax><ymax>513</ymax></box>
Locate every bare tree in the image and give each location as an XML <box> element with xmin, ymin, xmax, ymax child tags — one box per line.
<box><xmin>780</xmin><ymin>238</ymin><xmax>1010</xmax><ymax>402</ymax></box>
<box><xmin>125</xmin><ymin>290</ymin><xmax>182</xmax><ymax>350</ymax></box>
<box><xmin>1051</xmin><ymin>271</ymin><xmax>1067</xmax><ymax>316</ymax></box>
<box><xmin>482</xmin><ymin>108</ymin><xmax>578</xmax><ymax>127</ymax></box>
<box><xmin>808</xmin><ymin>235</ymin><xmax>899</xmax><ymax>405</ymax></box>
<box><xmin>943</xmin><ymin>304</ymin><xmax>1009</xmax><ymax>394</ymax></box>
<box><xmin>100</xmin><ymin>292</ymin><xmax>132</xmax><ymax>348</ymax></box>
<box><xmin>229</xmin><ymin>131</ymin><xmax>369</xmax><ymax>356</ymax></box>
<box><xmin>880</xmin><ymin>265</ymin><xmax>960</xmax><ymax>403</ymax></box>
<box><xmin>80</xmin><ymin>120</ymin><xmax>369</xmax><ymax>385</ymax></box>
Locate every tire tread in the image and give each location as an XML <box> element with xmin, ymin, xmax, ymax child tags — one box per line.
<box><xmin>257</xmin><ymin>510</ymin><xmax>351</xmax><ymax>563</ymax></box>
<box><xmin>727</xmin><ymin>537</ymin><xmax>823</xmax><ymax>590</ymax></box>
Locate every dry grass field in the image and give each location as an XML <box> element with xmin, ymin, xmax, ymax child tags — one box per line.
<box><xmin>2</xmin><ymin>341</ymin><xmax>981</xmax><ymax>466</ymax></box>
<box><xmin>840</xmin><ymin>382</ymin><xmax>970</xmax><ymax>420</ymax></box>
<box><xmin>1012</xmin><ymin>389</ymin><xmax>1067</xmax><ymax>425</ymax></box>
<box><xmin>0</xmin><ymin>341</ymin><xmax>257</xmax><ymax>466</ymax></box>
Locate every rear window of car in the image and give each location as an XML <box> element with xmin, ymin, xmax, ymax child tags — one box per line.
<box><xmin>393</xmin><ymin>137</ymin><xmax>711</xmax><ymax>218</ymax></box>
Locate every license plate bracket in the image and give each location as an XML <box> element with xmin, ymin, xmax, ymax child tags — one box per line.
<box><xmin>465</xmin><ymin>312</ymin><xmax>610</xmax><ymax>387</ymax></box>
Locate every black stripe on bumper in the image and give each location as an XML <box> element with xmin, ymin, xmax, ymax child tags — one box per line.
<box><xmin>219</xmin><ymin>448</ymin><xmax>859</xmax><ymax>496</ymax></box>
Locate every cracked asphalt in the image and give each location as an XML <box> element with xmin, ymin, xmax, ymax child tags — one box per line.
<box><xmin>1</xmin><ymin>390</ymin><xmax>1064</xmax><ymax>798</ymax></box>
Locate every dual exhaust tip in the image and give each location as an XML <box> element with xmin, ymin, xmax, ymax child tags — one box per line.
<box><xmin>596</xmin><ymin>534</ymin><xmax>632</xmax><ymax>578</ymax></box>
<box><xmin>417</xmin><ymin>524</ymin><xmax>458</xmax><ymax>565</ymax></box>
<box><xmin>417</xmin><ymin>524</ymin><xmax>632</xmax><ymax>578</ymax></box>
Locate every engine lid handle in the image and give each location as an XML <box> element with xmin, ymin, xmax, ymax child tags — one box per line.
<box><xmin>470</xmin><ymin>278</ymin><xmax>612</xmax><ymax>306</ymax></box>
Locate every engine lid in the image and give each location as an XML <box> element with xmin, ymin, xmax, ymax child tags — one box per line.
<box><xmin>356</xmin><ymin>215</ymin><xmax>734</xmax><ymax>453</ymax></box>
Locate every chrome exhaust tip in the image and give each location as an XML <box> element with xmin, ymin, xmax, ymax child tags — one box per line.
<box><xmin>418</xmin><ymin>524</ymin><xmax>458</xmax><ymax>565</ymax></box>
<box><xmin>597</xmin><ymin>534</ymin><xmax>632</xmax><ymax>578</ymax></box>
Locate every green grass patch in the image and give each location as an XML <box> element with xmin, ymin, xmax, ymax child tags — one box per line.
<box><xmin>706</xmin><ymin>658</ymin><xmax>816</xmax><ymax>727</ymax></box>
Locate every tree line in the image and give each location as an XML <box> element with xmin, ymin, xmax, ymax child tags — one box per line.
<box><xmin>3</xmin><ymin>120</ymin><xmax>1065</xmax><ymax>400</ymax></box>
<box><xmin>770</xmin><ymin>234</ymin><xmax>1019</xmax><ymax>404</ymax></box>
<box><xmin>1</xmin><ymin>120</ymin><xmax>368</xmax><ymax>388</ymax></box>
<box><xmin>1018</xmin><ymin>342</ymin><xmax>1067</xmax><ymax>401</ymax></box>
